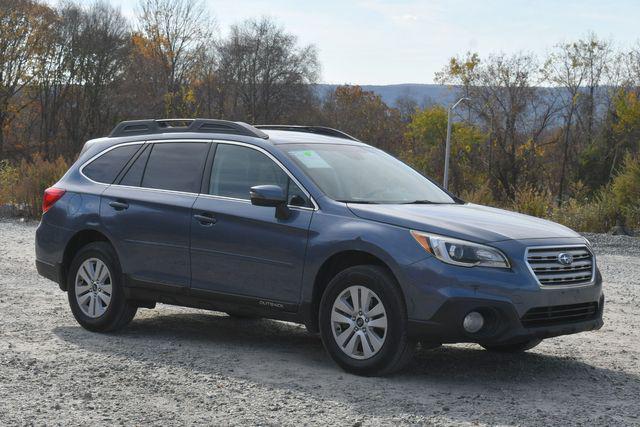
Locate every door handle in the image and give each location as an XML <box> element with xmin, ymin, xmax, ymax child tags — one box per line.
<box><xmin>194</xmin><ymin>213</ymin><xmax>217</xmax><ymax>225</ymax></box>
<box><xmin>109</xmin><ymin>200</ymin><xmax>129</xmax><ymax>210</ymax></box>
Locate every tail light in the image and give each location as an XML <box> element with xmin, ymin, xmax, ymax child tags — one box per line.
<box><xmin>43</xmin><ymin>187</ymin><xmax>66</xmax><ymax>214</ymax></box>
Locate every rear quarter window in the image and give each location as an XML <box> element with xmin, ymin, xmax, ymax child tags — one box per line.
<box><xmin>119</xmin><ymin>145</ymin><xmax>151</xmax><ymax>187</ymax></box>
<box><xmin>83</xmin><ymin>144</ymin><xmax>142</xmax><ymax>184</ymax></box>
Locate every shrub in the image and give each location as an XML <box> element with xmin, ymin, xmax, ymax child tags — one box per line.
<box><xmin>458</xmin><ymin>182</ymin><xmax>497</xmax><ymax>206</ymax></box>
<box><xmin>550</xmin><ymin>188</ymin><xmax>619</xmax><ymax>233</ymax></box>
<box><xmin>0</xmin><ymin>160</ymin><xmax>20</xmax><ymax>205</ymax></box>
<box><xmin>0</xmin><ymin>154</ymin><xmax>69</xmax><ymax>219</ymax></box>
<box><xmin>611</xmin><ymin>154</ymin><xmax>640</xmax><ymax>229</ymax></box>
<box><xmin>510</xmin><ymin>185</ymin><xmax>552</xmax><ymax>218</ymax></box>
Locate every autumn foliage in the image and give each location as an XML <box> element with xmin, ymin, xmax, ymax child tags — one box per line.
<box><xmin>0</xmin><ymin>1</ymin><xmax>638</xmax><ymax>230</ymax></box>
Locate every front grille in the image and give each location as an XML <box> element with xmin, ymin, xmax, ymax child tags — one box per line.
<box><xmin>526</xmin><ymin>246</ymin><xmax>594</xmax><ymax>286</ymax></box>
<box><xmin>521</xmin><ymin>302</ymin><xmax>599</xmax><ymax>327</ymax></box>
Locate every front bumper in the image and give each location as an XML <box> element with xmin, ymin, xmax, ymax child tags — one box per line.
<box><xmin>407</xmin><ymin>294</ymin><xmax>604</xmax><ymax>345</ymax></box>
<box><xmin>400</xmin><ymin>237</ymin><xmax>604</xmax><ymax>345</ymax></box>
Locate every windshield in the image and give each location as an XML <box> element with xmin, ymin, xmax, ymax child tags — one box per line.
<box><xmin>282</xmin><ymin>144</ymin><xmax>455</xmax><ymax>204</ymax></box>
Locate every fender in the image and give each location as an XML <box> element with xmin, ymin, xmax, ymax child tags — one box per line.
<box><xmin>298</xmin><ymin>207</ymin><xmax>430</xmax><ymax>330</ymax></box>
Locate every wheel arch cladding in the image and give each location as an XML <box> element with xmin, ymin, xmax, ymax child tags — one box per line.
<box><xmin>61</xmin><ymin>229</ymin><xmax>114</xmax><ymax>291</ymax></box>
<box><xmin>307</xmin><ymin>250</ymin><xmax>404</xmax><ymax>333</ymax></box>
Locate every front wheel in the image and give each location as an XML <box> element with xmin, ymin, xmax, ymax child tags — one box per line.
<box><xmin>481</xmin><ymin>338</ymin><xmax>542</xmax><ymax>353</ymax></box>
<box><xmin>67</xmin><ymin>242</ymin><xmax>137</xmax><ymax>332</ymax></box>
<box><xmin>319</xmin><ymin>265</ymin><xmax>414</xmax><ymax>376</ymax></box>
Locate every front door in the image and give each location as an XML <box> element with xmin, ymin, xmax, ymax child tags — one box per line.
<box><xmin>190</xmin><ymin>142</ymin><xmax>314</xmax><ymax>305</ymax></box>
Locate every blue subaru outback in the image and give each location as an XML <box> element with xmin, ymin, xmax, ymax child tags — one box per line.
<box><xmin>35</xmin><ymin>119</ymin><xmax>604</xmax><ymax>375</ymax></box>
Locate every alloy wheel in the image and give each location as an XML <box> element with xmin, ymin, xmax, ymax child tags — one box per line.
<box><xmin>75</xmin><ymin>258</ymin><xmax>112</xmax><ymax>318</ymax></box>
<box><xmin>330</xmin><ymin>285</ymin><xmax>388</xmax><ymax>360</ymax></box>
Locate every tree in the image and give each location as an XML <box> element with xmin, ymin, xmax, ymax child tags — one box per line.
<box><xmin>322</xmin><ymin>85</ymin><xmax>404</xmax><ymax>153</ymax></box>
<box><xmin>137</xmin><ymin>0</ymin><xmax>214</xmax><ymax>115</ymax></box>
<box><xmin>404</xmin><ymin>105</ymin><xmax>485</xmax><ymax>192</ymax></box>
<box><xmin>394</xmin><ymin>93</ymin><xmax>418</xmax><ymax>123</ymax></box>
<box><xmin>0</xmin><ymin>0</ymin><xmax>51</xmax><ymax>158</ymax></box>
<box><xmin>611</xmin><ymin>90</ymin><xmax>640</xmax><ymax>157</ymax></box>
<box><xmin>404</xmin><ymin>105</ymin><xmax>448</xmax><ymax>177</ymax></box>
<box><xmin>543</xmin><ymin>35</ymin><xmax>612</xmax><ymax>205</ymax></box>
<box><xmin>188</xmin><ymin>46</ymin><xmax>221</xmax><ymax>118</ymax></box>
<box><xmin>579</xmin><ymin>34</ymin><xmax>612</xmax><ymax>147</ymax></box>
<box><xmin>216</xmin><ymin>17</ymin><xmax>319</xmax><ymax>123</ymax></box>
<box><xmin>435</xmin><ymin>51</ymin><xmax>480</xmax><ymax>121</ymax></box>
<box><xmin>62</xmin><ymin>2</ymin><xmax>130</xmax><ymax>156</ymax></box>
<box><xmin>32</xmin><ymin>2</ymin><xmax>73</xmax><ymax>158</ymax></box>
<box><xmin>623</xmin><ymin>43</ymin><xmax>640</xmax><ymax>87</ymax></box>
<box><xmin>438</xmin><ymin>53</ymin><xmax>558</xmax><ymax>200</ymax></box>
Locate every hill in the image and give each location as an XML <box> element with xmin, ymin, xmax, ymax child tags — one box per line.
<box><xmin>316</xmin><ymin>83</ymin><xmax>459</xmax><ymax>107</ymax></box>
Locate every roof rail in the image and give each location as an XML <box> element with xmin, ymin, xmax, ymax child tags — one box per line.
<box><xmin>108</xmin><ymin>119</ymin><xmax>269</xmax><ymax>139</ymax></box>
<box><xmin>254</xmin><ymin>125</ymin><xmax>360</xmax><ymax>142</ymax></box>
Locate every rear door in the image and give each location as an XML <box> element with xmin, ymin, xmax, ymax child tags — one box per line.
<box><xmin>101</xmin><ymin>140</ymin><xmax>211</xmax><ymax>289</ymax></box>
<box><xmin>190</xmin><ymin>142</ymin><xmax>314</xmax><ymax>305</ymax></box>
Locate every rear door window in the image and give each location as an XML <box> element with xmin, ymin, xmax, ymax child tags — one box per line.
<box><xmin>83</xmin><ymin>144</ymin><xmax>142</xmax><ymax>184</ymax></box>
<box><xmin>141</xmin><ymin>142</ymin><xmax>210</xmax><ymax>193</ymax></box>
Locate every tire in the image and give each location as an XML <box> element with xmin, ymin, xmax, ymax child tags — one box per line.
<box><xmin>319</xmin><ymin>265</ymin><xmax>414</xmax><ymax>376</ymax></box>
<box><xmin>481</xmin><ymin>338</ymin><xmax>542</xmax><ymax>353</ymax></box>
<box><xmin>67</xmin><ymin>242</ymin><xmax>137</xmax><ymax>332</ymax></box>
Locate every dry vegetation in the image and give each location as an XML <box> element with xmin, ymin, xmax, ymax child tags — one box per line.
<box><xmin>0</xmin><ymin>0</ymin><xmax>638</xmax><ymax>232</ymax></box>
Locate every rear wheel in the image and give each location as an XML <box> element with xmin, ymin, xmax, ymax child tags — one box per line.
<box><xmin>481</xmin><ymin>338</ymin><xmax>542</xmax><ymax>353</ymax></box>
<box><xmin>67</xmin><ymin>242</ymin><xmax>137</xmax><ymax>332</ymax></box>
<box><xmin>319</xmin><ymin>265</ymin><xmax>414</xmax><ymax>376</ymax></box>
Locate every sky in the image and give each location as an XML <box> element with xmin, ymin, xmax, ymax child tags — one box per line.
<box><xmin>51</xmin><ymin>0</ymin><xmax>640</xmax><ymax>85</ymax></box>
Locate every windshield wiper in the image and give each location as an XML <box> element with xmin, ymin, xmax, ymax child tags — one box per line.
<box><xmin>402</xmin><ymin>200</ymin><xmax>457</xmax><ymax>205</ymax></box>
<box><xmin>402</xmin><ymin>200</ymin><xmax>438</xmax><ymax>204</ymax></box>
<box><xmin>338</xmin><ymin>199</ymin><xmax>451</xmax><ymax>205</ymax></box>
<box><xmin>336</xmin><ymin>200</ymin><xmax>379</xmax><ymax>204</ymax></box>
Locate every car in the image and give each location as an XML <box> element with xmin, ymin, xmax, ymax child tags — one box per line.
<box><xmin>35</xmin><ymin>118</ymin><xmax>604</xmax><ymax>376</ymax></box>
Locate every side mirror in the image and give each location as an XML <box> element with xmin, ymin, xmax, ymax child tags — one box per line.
<box><xmin>250</xmin><ymin>185</ymin><xmax>290</xmax><ymax>219</ymax></box>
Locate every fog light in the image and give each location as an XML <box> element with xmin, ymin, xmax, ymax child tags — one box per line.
<box><xmin>463</xmin><ymin>311</ymin><xmax>484</xmax><ymax>333</ymax></box>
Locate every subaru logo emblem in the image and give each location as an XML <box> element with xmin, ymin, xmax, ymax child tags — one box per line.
<box><xmin>557</xmin><ymin>252</ymin><xmax>573</xmax><ymax>265</ymax></box>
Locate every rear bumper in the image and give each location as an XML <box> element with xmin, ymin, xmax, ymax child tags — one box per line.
<box><xmin>407</xmin><ymin>294</ymin><xmax>604</xmax><ymax>345</ymax></box>
<box><xmin>35</xmin><ymin>259</ymin><xmax>65</xmax><ymax>290</ymax></box>
<box><xmin>35</xmin><ymin>217</ymin><xmax>76</xmax><ymax>291</ymax></box>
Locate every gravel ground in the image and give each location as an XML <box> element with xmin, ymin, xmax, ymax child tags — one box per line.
<box><xmin>0</xmin><ymin>220</ymin><xmax>639</xmax><ymax>426</ymax></box>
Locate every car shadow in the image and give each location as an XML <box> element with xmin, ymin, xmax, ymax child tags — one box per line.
<box><xmin>53</xmin><ymin>310</ymin><xmax>639</xmax><ymax>424</ymax></box>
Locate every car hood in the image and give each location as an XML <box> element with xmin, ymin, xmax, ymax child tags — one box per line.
<box><xmin>347</xmin><ymin>202</ymin><xmax>580</xmax><ymax>243</ymax></box>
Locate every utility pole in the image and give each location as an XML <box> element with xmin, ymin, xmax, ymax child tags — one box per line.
<box><xmin>444</xmin><ymin>97</ymin><xmax>471</xmax><ymax>190</ymax></box>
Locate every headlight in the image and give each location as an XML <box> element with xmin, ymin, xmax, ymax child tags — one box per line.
<box><xmin>410</xmin><ymin>230</ymin><xmax>510</xmax><ymax>268</ymax></box>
